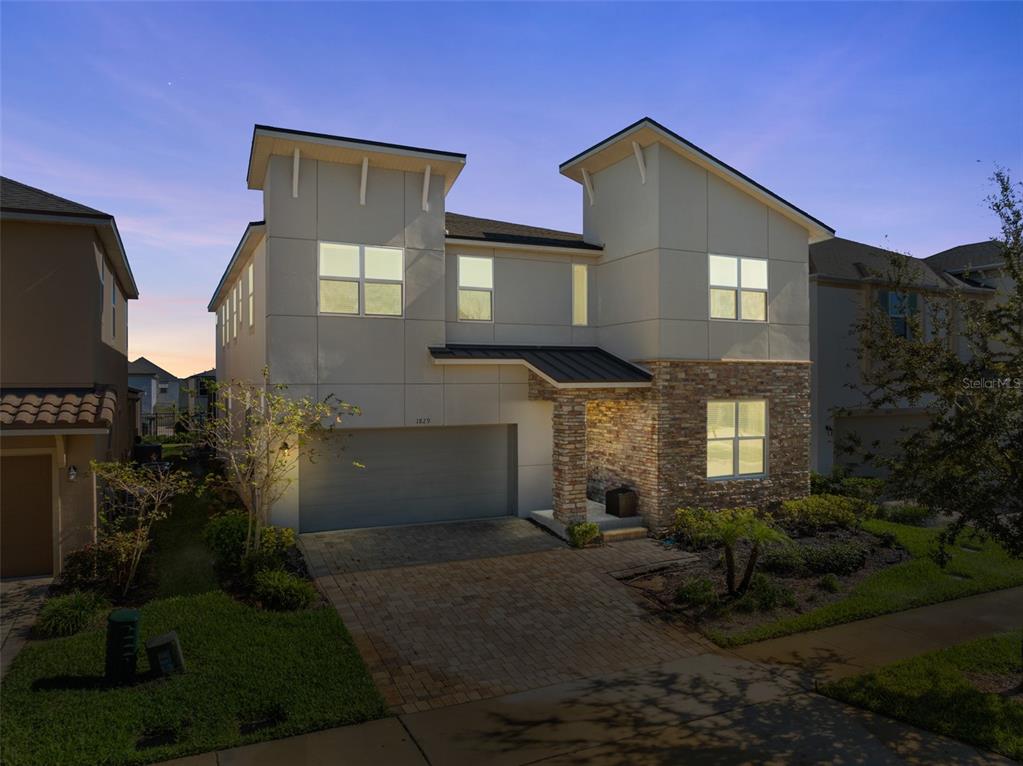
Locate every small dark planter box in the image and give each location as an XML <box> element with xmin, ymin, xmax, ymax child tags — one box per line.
<box><xmin>605</xmin><ymin>487</ymin><xmax>637</xmax><ymax>518</ymax></box>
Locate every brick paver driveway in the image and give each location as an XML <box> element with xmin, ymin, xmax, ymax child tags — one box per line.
<box><xmin>300</xmin><ymin>518</ymin><xmax>713</xmax><ymax>714</ymax></box>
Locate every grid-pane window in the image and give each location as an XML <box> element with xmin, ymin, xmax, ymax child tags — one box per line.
<box><xmin>709</xmin><ymin>255</ymin><xmax>768</xmax><ymax>321</ymax></box>
<box><xmin>707</xmin><ymin>400</ymin><xmax>767</xmax><ymax>478</ymax></box>
<box><xmin>877</xmin><ymin>290</ymin><xmax>918</xmax><ymax>338</ymax></box>
<box><xmin>233</xmin><ymin>283</ymin><xmax>240</xmax><ymax>339</ymax></box>
<box><xmin>247</xmin><ymin>262</ymin><xmax>255</xmax><ymax>328</ymax></box>
<box><xmin>458</xmin><ymin>255</ymin><xmax>493</xmax><ymax>321</ymax></box>
<box><xmin>318</xmin><ymin>242</ymin><xmax>403</xmax><ymax>317</ymax></box>
<box><xmin>572</xmin><ymin>264</ymin><xmax>588</xmax><ymax>326</ymax></box>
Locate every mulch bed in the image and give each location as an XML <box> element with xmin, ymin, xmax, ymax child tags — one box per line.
<box><xmin>619</xmin><ymin>527</ymin><xmax>908</xmax><ymax>639</ymax></box>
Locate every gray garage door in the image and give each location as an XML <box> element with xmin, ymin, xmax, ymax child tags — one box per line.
<box><xmin>299</xmin><ymin>425</ymin><xmax>516</xmax><ymax>532</ymax></box>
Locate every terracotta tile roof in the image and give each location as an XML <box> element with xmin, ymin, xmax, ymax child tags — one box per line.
<box><xmin>0</xmin><ymin>388</ymin><xmax>117</xmax><ymax>430</ymax></box>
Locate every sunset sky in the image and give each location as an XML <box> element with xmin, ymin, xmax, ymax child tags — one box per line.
<box><xmin>2</xmin><ymin>2</ymin><xmax>1020</xmax><ymax>378</ymax></box>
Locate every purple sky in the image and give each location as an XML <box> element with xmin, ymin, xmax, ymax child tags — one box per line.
<box><xmin>2</xmin><ymin>2</ymin><xmax>1020</xmax><ymax>377</ymax></box>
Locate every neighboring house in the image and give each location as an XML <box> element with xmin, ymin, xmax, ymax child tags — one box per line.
<box><xmin>128</xmin><ymin>357</ymin><xmax>181</xmax><ymax>435</ymax></box>
<box><xmin>181</xmin><ymin>368</ymin><xmax>216</xmax><ymax>424</ymax></box>
<box><xmin>809</xmin><ymin>237</ymin><xmax>997</xmax><ymax>475</ymax></box>
<box><xmin>0</xmin><ymin>177</ymin><xmax>139</xmax><ymax>576</ymax></box>
<box><xmin>209</xmin><ymin>118</ymin><xmax>833</xmax><ymax>535</ymax></box>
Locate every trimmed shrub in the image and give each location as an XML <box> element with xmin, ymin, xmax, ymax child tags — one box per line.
<box><xmin>671</xmin><ymin>508</ymin><xmax>720</xmax><ymax>550</ymax></box>
<box><xmin>205</xmin><ymin>512</ymin><xmax>297</xmax><ymax>575</ymax></box>
<box><xmin>774</xmin><ymin>494</ymin><xmax>873</xmax><ymax>535</ymax></box>
<box><xmin>204</xmin><ymin>511</ymin><xmax>249</xmax><ymax>570</ymax></box>
<box><xmin>733</xmin><ymin>574</ymin><xmax>796</xmax><ymax>613</ymax></box>
<box><xmin>252</xmin><ymin>570</ymin><xmax>315</xmax><ymax>611</ymax></box>
<box><xmin>58</xmin><ymin>533</ymin><xmax>135</xmax><ymax>596</ymax></box>
<box><xmin>839</xmin><ymin>477</ymin><xmax>884</xmax><ymax>503</ymax></box>
<box><xmin>762</xmin><ymin>540</ymin><xmax>870</xmax><ymax>577</ymax></box>
<box><xmin>817</xmin><ymin>574</ymin><xmax>841</xmax><ymax>593</ymax></box>
<box><xmin>879</xmin><ymin>502</ymin><xmax>934</xmax><ymax>526</ymax></box>
<box><xmin>566</xmin><ymin>522</ymin><xmax>602</xmax><ymax>549</ymax></box>
<box><xmin>673</xmin><ymin>577</ymin><xmax>719</xmax><ymax>611</ymax></box>
<box><xmin>34</xmin><ymin>592</ymin><xmax>108</xmax><ymax>638</ymax></box>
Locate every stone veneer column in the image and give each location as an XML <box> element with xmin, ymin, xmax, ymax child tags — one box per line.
<box><xmin>552</xmin><ymin>392</ymin><xmax>588</xmax><ymax>526</ymax></box>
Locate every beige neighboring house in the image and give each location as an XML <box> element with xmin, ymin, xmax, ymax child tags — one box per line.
<box><xmin>1</xmin><ymin>177</ymin><xmax>139</xmax><ymax>577</ymax></box>
<box><xmin>809</xmin><ymin>237</ymin><xmax>998</xmax><ymax>475</ymax></box>
<box><xmin>210</xmin><ymin>118</ymin><xmax>834</xmax><ymax>536</ymax></box>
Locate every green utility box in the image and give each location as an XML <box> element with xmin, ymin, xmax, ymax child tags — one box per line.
<box><xmin>105</xmin><ymin>608</ymin><xmax>140</xmax><ymax>682</ymax></box>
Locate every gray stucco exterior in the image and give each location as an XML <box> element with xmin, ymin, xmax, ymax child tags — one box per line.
<box><xmin>211</xmin><ymin>119</ymin><xmax>830</xmax><ymax>531</ymax></box>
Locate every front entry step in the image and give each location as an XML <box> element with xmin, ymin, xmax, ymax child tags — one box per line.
<box><xmin>601</xmin><ymin>527</ymin><xmax>648</xmax><ymax>542</ymax></box>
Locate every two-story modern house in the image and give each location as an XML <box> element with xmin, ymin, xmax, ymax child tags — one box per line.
<box><xmin>1</xmin><ymin>177</ymin><xmax>139</xmax><ymax>576</ymax></box>
<box><xmin>209</xmin><ymin>118</ymin><xmax>834</xmax><ymax>535</ymax></box>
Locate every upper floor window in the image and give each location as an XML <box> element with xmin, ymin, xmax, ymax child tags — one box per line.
<box><xmin>158</xmin><ymin>383</ymin><xmax>169</xmax><ymax>394</ymax></box>
<box><xmin>707</xmin><ymin>399</ymin><xmax>767</xmax><ymax>478</ymax></box>
<box><xmin>247</xmin><ymin>262</ymin><xmax>255</xmax><ymax>328</ymax></box>
<box><xmin>99</xmin><ymin>259</ymin><xmax>105</xmax><ymax>318</ymax></box>
<box><xmin>572</xmin><ymin>264</ymin><xmax>588</xmax><ymax>326</ymax></box>
<box><xmin>220</xmin><ymin>305</ymin><xmax>226</xmax><ymax>347</ymax></box>
<box><xmin>233</xmin><ymin>283</ymin><xmax>240</xmax><ymax>339</ymax></box>
<box><xmin>458</xmin><ymin>255</ymin><xmax>493</xmax><ymax>321</ymax></box>
<box><xmin>709</xmin><ymin>255</ymin><xmax>767</xmax><ymax>321</ymax></box>
<box><xmin>111</xmin><ymin>282</ymin><xmax>117</xmax><ymax>338</ymax></box>
<box><xmin>319</xmin><ymin>242</ymin><xmax>403</xmax><ymax>317</ymax></box>
<box><xmin>877</xmin><ymin>289</ymin><xmax>917</xmax><ymax>338</ymax></box>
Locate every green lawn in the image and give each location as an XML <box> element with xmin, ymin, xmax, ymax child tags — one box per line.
<box><xmin>711</xmin><ymin>520</ymin><xmax>1023</xmax><ymax>646</ymax></box>
<box><xmin>0</xmin><ymin>592</ymin><xmax>387</xmax><ymax>766</ymax></box>
<box><xmin>823</xmin><ymin>632</ymin><xmax>1023</xmax><ymax>761</ymax></box>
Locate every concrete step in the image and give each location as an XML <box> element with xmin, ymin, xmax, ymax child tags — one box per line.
<box><xmin>601</xmin><ymin>527</ymin><xmax>649</xmax><ymax>542</ymax></box>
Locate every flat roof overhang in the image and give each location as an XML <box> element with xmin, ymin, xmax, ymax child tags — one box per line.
<box><xmin>429</xmin><ymin>344</ymin><xmax>652</xmax><ymax>389</ymax></box>
<box><xmin>247</xmin><ymin>125</ymin><xmax>467</xmax><ymax>194</ymax></box>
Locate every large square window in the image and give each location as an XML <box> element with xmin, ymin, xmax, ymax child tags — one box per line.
<box><xmin>318</xmin><ymin>242</ymin><xmax>403</xmax><ymax>317</ymax></box>
<box><xmin>707</xmin><ymin>400</ymin><xmax>767</xmax><ymax>478</ymax></box>
<box><xmin>709</xmin><ymin>254</ymin><xmax>768</xmax><ymax>321</ymax></box>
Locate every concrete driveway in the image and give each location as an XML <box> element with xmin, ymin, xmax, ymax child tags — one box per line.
<box><xmin>300</xmin><ymin>518</ymin><xmax>714</xmax><ymax>714</ymax></box>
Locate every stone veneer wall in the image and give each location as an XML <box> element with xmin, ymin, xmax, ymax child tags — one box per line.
<box><xmin>532</xmin><ymin>361</ymin><xmax>812</xmax><ymax>530</ymax></box>
<box><xmin>645</xmin><ymin>360</ymin><xmax>811</xmax><ymax>528</ymax></box>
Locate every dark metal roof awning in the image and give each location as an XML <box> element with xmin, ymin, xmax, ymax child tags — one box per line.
<box><xmin>429</xmin><ymin>344</ymin><xmax>652</xmax><ymax>388</ymax></box>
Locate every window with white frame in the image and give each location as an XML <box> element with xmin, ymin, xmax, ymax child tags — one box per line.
<box><xmin>707</xmin><ymin>400</ymin><xmax>767</xmax><ymax>478</ymax></box>
<box><xmin>247</xmin><ymin>262</ymin><xmax>255</xmax><ymax>328</ymax></box>
<box><xmin>572</xmin><ymin>263</ymin><xmax>588</xmax><ymax>326</ymax></box>
<box><xmin>709</xmin><ymin>255</ymin><xmax>768</xmax><ymax>321</ymax></box>
<box><xmin>220</xmin><ymin>305</ymin><xmax>226</xmax><ymax>346</ymax></box>
<box><xmin>318</xmin><ymin>242</ymin><xmax>403</xmax><ymax>316</ymax></box>
<box><xmin>233</xmin><ymin>282</ymin><xmax>240</xmax><ymax>339</ymax></box>
<box><xmin>111</xmin><ymin>282</ymin><xmax>117</xmax><ymax>338</ymax></box>
<box><xmin>458</xmin><ymin>255</ymin><xmax>493</xmax><ymax>321</ymax></box>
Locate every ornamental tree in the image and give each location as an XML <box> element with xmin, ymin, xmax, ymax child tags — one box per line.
<box><xmin>193</xmin><ymin>369</ymin><xmax>359</xmax><ymax>555</ymax></box>
<box><xmin>848</xmin><ymin>170</ymin><xmax>1022</xmax><ymax>558</ymax></box>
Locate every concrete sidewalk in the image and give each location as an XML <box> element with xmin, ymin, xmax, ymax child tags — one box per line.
<box><xmin>732</xmin><ymin>585</ymin><xmax>1023</xmax><ymax>683</ymax></box>
<box><xmin>162</xmin><ymin>587</ymin><xmax>1022</xmax><ymax>766</ymax></box>
<box><xmin>162</xmin><ymin>651</ymin><xmax>1009</xmax><ymax>765</ymax></box>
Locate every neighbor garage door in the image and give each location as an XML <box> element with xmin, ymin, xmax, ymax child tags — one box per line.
<box><xmin>1</xmin><ymin>454</ymin><xmax>53</xmax><ymax>577</ymax></box>
<box><xmin>299</xmin><ymin>425</ymin><xmax>516</xmax><ymax>532</ymax></box>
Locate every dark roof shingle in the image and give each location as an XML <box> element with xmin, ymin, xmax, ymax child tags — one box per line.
<box><xmin>810</xmin><ymin>237</ymin><xmax>947</xmax><ymax>287</ymax></box>
<box><xmin>1</xmin><ymin>177</ymin><xmax>111</xmax><ymax>219</ymax></box>
<box><xmin>429</xmin><ymin>344</ymin><xmax>651</xmax><ymax>385</ymax></box>
<box><xmin>445</xmin><ymin>213</ymin><xmax>601</xmax><ymax>251</ymax></box>
<box><xmin>129</xmin><ymin>357</ymin><xmax>177</xmax><ymax>382</ymax></box>
<box><xmin>926</xmin><ymin>241</ymin><xmax>1005</xmax><ymax>274</ymax></box>
<box><xmin>1</xmin><ymin>388</ymin><xmax>117</xmax><ymax>430</ymax></box>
